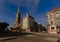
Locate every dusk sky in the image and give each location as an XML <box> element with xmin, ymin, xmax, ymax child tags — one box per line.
<box><xmin>0</xmin><ymin>0</ymin><xmax>60</xmax><ymax>27</ymax></box>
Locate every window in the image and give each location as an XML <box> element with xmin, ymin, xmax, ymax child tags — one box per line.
<box><xmin>51</xmin><ymin>27</ymin><xmax>54</xmax><ymax>29</ymax></box>
<box><xmin>50</xmin><ymin>14</ymin><xmax>52</xmax><ymax>18</ymax></box>
<box><xmin>51</xmin><ymin>21</ymin><xmax>53</xmax><ymax>25</ymax></box>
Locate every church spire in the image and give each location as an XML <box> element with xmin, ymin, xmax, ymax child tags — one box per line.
<box><xmin>17</xmin><ymin>5</ymin><xmax>20</xmax><ymax>13</ymax></box>
<box><xmin>26</xmin><ymin>12</ymin><xmax>29</xmax><ymax>17</ymax></box>
<box><xmin>16</xmin><ymin>5</ymin><xmax>21</xmax><ymax>24</ymax></box>
<box><xmin>13</xmin><ymin>5</ymin><xmax>21</xmax><ymax>29</ymax></box>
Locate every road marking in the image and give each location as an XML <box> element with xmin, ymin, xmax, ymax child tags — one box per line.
<box><xmin>25</xmin><ymin>35</ymin><xmax>35</xmax><ymax>37</ymax></box>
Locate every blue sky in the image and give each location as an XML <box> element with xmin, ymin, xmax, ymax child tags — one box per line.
<box><xmin>0</xmin><ymin>0</ymin><xmax>60</xmax><ymax>27</ymax></box>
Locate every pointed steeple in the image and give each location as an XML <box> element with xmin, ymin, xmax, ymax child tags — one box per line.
<box><xmin>17</xmin><ymin>5</ymin><xmax>20</xmax><ymax>13</ymax></box>
<box><xmin>13</xmin><ymin>5</ymin><xmax>21</xmax><ymax>29</ymax></box>
<box><xmin>26</xmin><ymin>12</ymin><xmax>29</xmax><ymax>17</ymax></box>
<box><xmin>16</xmin><ymin>5</ymin><xmax>21</xmax><ymax>24</ymax></box>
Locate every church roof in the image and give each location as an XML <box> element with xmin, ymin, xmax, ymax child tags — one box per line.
<box><xmin>23</xmin><ymin>12</ymin><xmax>34</xmax><ymax>19</ymax></box>
<box><xmin>29</xmin><ymin>15</ymin><xmax>34</xmax><ymax>19</ymax></box>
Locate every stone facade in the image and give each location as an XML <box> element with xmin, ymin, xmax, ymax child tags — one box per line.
<box><xmin>46</xmin><ymin>7</ymin><xmax>60</xmax><ymax>34</ymax></box>
<box><xmin>22</xmin><ymin>13</ymin><xmax>34</xmax><ymax>32</ymax></box>
<box><xmin>13</xmin><ymin>6</ymin><xmax>21</xmax><ymax>32</ymax></box>
<box><xmin>13</xmin><ymin>6</ymin><xmax>38</xmax><ymax>32</ymax></box>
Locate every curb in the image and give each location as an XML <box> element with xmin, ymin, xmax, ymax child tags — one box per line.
<box><xmin>0</xmin><ymin>36</ymin><xmax>17</xmax><ymax>41</ymax></box>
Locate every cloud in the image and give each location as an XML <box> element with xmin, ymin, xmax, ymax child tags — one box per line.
<box><xmin>0</xmin><ymin>0</ymin><xmax>41</xmax><ymax>26</ymax></box>
<box><xmin>7</xmin><ymin>0</ymin><xmax>40</xmax><ymax>6</ymax></box>
<box><xmin>0</xmin><ymin>0</ymin><xmax>40</xmax><ymax>14</ymax></box>
<box><xmin>8</xmin><ymin>0</ymin><xmax>41</xmax><ymax>24</ymax></box>
<box><xmin>7</xmin><ymin>0</ymin><xmax>40</xmax><ymax>13</ymax></box>
<box><xmin>0</xmin><ymin>0</ymin><xmax>5</xmax><ymax>10</ymax></box>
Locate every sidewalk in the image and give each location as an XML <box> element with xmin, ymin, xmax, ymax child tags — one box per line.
<box><xmin>29</xmin><ymin>32</ymin><xmax>60</xmax><ymax>38</ymax></box>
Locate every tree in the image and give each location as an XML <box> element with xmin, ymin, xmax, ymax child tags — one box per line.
<box><xmin>0</xmin><ymin>22</ymin><xmax>9</xmax><ymax>32</ymax></box>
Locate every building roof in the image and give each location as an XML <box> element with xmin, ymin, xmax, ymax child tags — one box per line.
<box><xmin>49</xmin><ymin>7</ymin><xmax>60</xmax><ymax>13</ymax></box>
<box><xmin>46</xmin><ymin>7</ymin><xmax>60</xmax><ymax>16</ymax></box>
<box><xmin>23</xmin><ymin>12</ymin><xmax>34</xmax><ymax>19</ymax></box>
<box><xmin>29</xmin><ymin>15</ymin><xmax>34</xmax><ymax>19</ymax></box>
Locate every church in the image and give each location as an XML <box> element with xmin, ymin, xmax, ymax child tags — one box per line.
<box><xmin>13</xmin><ymin>6</ymin><xmax>39</xmax><ymax>32</ymax></box>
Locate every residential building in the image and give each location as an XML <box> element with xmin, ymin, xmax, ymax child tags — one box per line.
<box><xmin>33</xmin><ymin>21</ymin><xmax>39</xmax><ymax>32</ymax></box>
<box><xmin>39</xmin><ymin>24</ymin><xmax>47</xmax><ymax>32</ymax></box>
<box><xmin>46</xmin><ymin>7</ymin><xmax>60</xmax><ymax>34</ymax></box>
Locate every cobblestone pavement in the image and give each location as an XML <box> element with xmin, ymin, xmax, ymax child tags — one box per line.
<box><xmin>0</xmin><ymin>32</ymin><xmax>60</xmax><ymax>42</ymax></box>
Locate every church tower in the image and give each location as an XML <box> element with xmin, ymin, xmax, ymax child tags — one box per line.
<box><xmin>26</xmin><ymin>12</ymin><xmax>29</xmax><ymax>17</ymax></box>
<box><xmin>16</xmin><ymin>6</ymin><xmax>21</xmax><ymax>24</ymax></box>
<box><xmin>13</xmin><ymin>6</ymin><xmax>21</xmax><ymax>29</ymax></box>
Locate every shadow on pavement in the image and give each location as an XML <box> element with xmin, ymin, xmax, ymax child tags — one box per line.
<box><xmin>0</xmin><ymin>31</ymin><xmax>34</xmax><ymax>41</ymax></box>
<box><xmin>57</xmin><ymin>38</ymin><xmax>60</xmax><ymax>42</ymax></box>
<box><xmin>0</xmin><ymin>31</ymin><xmax>34</xmax><ymax>38</ymax></box>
